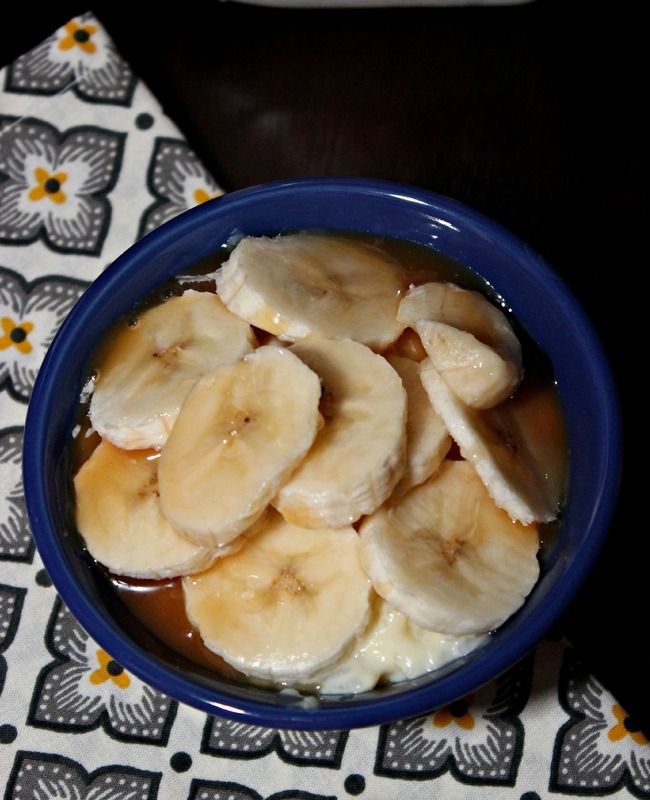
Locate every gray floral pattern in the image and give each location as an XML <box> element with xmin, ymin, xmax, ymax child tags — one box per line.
<box><xmin>375</xmin><ymin>656</ymin><xmax>532</xmax><ymax>784</ymax></box>
<box><xmin>5</xmin><ymin>14</ymin><xmax>137</xmax><ymax>106</ymax></box>
<box><xmin>0</xmin><ymin>268</ymin><xmax>88</xmax><ymax>402</ymax></box>
<box><xmin>0</xmin><ymin>117</ymin><xmax>124</xmax><ymax>254</ymax></box>
<box><xmin>202</xmin><ymin>717</ymin><xmax>348</xmax><ymax>768</ymax></box>
<box><xmin>188</xmin><ymin>783</ymin><xmax>335</xmax><ymax>800</ymax></box>
<box><xmin>188</xmin><ymin>784</ymin><xmax>261</xmax><ymax>800</ymax></box>
<box><xmin>0</xmin><ymin>427</ymin><xmax>32</xmax><ymax>562</ymax></box>
<box><xmin>550</xmin><ymin>648</ymin><xmax>650</xmax><ymax>796</ymax></box>
<box><xmin>139</xmin><ymin>138</ymin><xmax>223</xmax><ymax>238</ymax></box>
<box><xmin>4</xmin><ymin>752</ymin><xmax>160</xmax><ymax>800</ymax></box>
<box><xmin>28</xmin><ymin>598</ymin><xmax>177</xmax><ymax>745</ymax></box>
<box><xmin>0</xmin><ymin>583</ymin><xmax>26</xmax><ymax>696</ymax></box>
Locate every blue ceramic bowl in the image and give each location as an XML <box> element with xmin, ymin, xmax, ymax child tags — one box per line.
<box><xmin>23</xmin><ymin>178</ymin><xmax>621</xmax><ymax>730</ymax></box>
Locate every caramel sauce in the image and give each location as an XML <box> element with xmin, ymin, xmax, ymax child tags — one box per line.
<box><xmin>70</xmin><ymin>421</ymin><xmax>101</xmax><ymax>473</ymax></box>
<box><xmin>384</xmin><ymin>328</ymin><xmax>429</xmax><ymax>362</ymax></box>
<box><xmin>109</xmin><ymin>575</ymin><xmax>244</xmax><ymax>680</ymax></box>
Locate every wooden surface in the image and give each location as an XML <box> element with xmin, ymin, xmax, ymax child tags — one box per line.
<box><xmin>2</xmin><ymin>0</ymin><xmax>644</xmax><ymax>731</ymax></box>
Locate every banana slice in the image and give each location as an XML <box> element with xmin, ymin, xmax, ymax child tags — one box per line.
<box><xmin>312</xmin><ymin>593</ymin><xmax>486</xmax><ymax>694</ymax></box>
<box><xmin>216</xmin><ymin>233</ymin><xmax>406</xmax><ymax>349</ymax></box>
<box><xmin>158</xmin><ymin>346</ymin><xmax>322</xmax><ymax>546</ymax></box>
<box><xmin>359</xmin><ymin>460</ymin><xmax>540</xmax><ymax>635</ymax></box>
<box><xmin>397</xmin><ymin>282</ymin><xmax>521</xmax><ymax>362</ymax></box>
<box><xmin>387</xmin><ymin>355</ymin><xmax>451</xmax><ymax>497</ymax></box>
<box><xmin>397</xmin><ymin>282</ymin><xmax>522</xmax><ymax>408</ymax></box>
<box><xmin>183</xmin><ymin>511</ymin><xmax>372</xmax><ymax>681</ymax></box>
<box><xmin>90</xmin><ymin>290</ymin><xmax>257</xmax><ymax>450</ymax></box>
<box><xmin>273</xmin><ymin>339</ymin><xmax>407</xmax><ymax>528</ymax></box>
<box><xmin>419</xmin><ymin>361</ymin><xmax>560</xmax><ymax>524</ymax></box>
<box><xmin>74</xmin><ymin>441</ymin><xmax>236</xmax><ymax>579</ymax></box>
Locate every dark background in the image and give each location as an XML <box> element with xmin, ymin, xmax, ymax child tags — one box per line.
<box><xmin>2</xmin><ymin>1</ymin><xmax>644</xmax><ymax>731</ymax></box>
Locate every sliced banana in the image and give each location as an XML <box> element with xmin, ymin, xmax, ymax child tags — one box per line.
<box><xmin>158</xmin><ymin>346</ymin><xmax>322</xmax><ymax>547</ymax></box>
<box><xmin>74</xmin><ymin>441</ymin><xmax>235</xmax><ymax>579</ymax></box>
<box><xmin>419</xmin><ymin>361</ymin><xmax>560</xmax><ymax>524</ymax></box>
<box><xmin>90</xmin><ymin>290</ymin><xmax>257</xmax><ymax>450</ymax></box>
<box><xmin>183</xmin><ymin>511</ymin><xmax>372</xmax><ymax>681</ymax></box>
<box><xmin>397</xmin><ymin>282</ymin><xmax>521</xmax><ymax>362</ymax></box>
<box><xmin>312</xmin><ymin>593</ymin><xmax>486</xmax><ymax>694</ymax></box>
<box><xmin>398</xmin><ymin>282</ymin><xmax>522</xmax><ymax>408</ymax></box>
<box><xmin>216</xmin><ymin>233</ymin><xmax>406</xmax><ymax>349</ymax></box>
<box><xmin>387</xmin><ymin>355</ymin><xmax>451</xmax><ymax>497</ymax></box>
<box><xmin>359</xmin><ymin>460</ymin><xmax>540</xmax><ymax>635</ymax></box>
<box><xmin>273</xmin><ymin>339</ymin><xmax>407</xmax><ymax>528</ymax></box>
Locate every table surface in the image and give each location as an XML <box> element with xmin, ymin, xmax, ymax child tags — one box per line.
<box><xmin>2</xmin><ymin>0</ymin><xmax>644</xmax><ymax>732</ymax></box>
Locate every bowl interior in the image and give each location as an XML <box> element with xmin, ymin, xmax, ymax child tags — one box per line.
<box><xmin>23</xmin><ymin>178</ymin><xmax>620</xmax><ymax>729</ymax></box>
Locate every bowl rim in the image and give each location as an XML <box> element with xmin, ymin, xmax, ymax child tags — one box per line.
<box><xmin>23</xmin><ymin>177</ymin><xmax>622</xmax><ymax>730</ymax></box>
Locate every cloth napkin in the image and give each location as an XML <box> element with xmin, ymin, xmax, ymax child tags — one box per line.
<box><xmin>0</xmin><ymin>13</ymin><xmax>647</xmax><ymax>799</ymax></box>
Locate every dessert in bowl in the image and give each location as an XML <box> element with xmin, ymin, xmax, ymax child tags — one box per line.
<box><xmin>23</xmin><ymin>178</ymin><xmax>621</xmax><ymax>729</ymax></box>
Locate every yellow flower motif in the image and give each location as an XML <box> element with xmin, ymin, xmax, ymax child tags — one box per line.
<box><xmin>0</xmin><ymin>317</ymin><xmax>34</xmax><ymax>355</ymax></box>
<box><xmin>28</xmin><ymin>168</ymin><xmax>68</xmax><ymax>205</ymax></box>
<box><xmin>89</xmin><ymin>649</ymin><xmax>131</xmax><ymax>689</ymax></box>
<box><xmin>194</xmin><ymin>188</ymin><xmax>222</xmax><ymax>205</ymax></box>
<box><xmin>608</xmin><ymin>704</ymin><xmax>648</xmax><ymax>745</ymax></box>
<box><xmin>59</xmin><ymin>20</ymin><xmax>97</xmax><ymax>54</ymax></box>
<box><xmin>433</xmin><ymin>696</ymin><xmax>475</xmax><ymax>730</ymax></box>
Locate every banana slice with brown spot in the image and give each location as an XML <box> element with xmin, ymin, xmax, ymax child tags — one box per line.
<box><xmin>74</xmin><ymin>441</ymin><xmax>238</xmax><ymax>579</ymax></box>
<box><xmin>359</xmin><ymin>460</ymin><xmax>540</xmax><ymax>635</ymax></box>
<box><xmin>158</xmin><ymin>346</ymin><xmax>322</xmax><ymax>547</ymax></box>
<box><xmin>183</xmin><ymin>511</ymin><xmax>372</xmax><ymax>681</ymax></box>
<box><xmin>90</xmin><ymin>290</ymin><xmax>257</xmax><ymax>450</ymax></box>
<box><xmin>398</xmin><ymin>282</ymin><xmax>522</xmax><ymax>409</ymax></box>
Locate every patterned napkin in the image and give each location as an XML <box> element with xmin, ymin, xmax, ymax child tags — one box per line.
<box><xmin>0</xmin><ymin>13</ymin><xmax>647</xmax><ymax>799</ymax></box>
